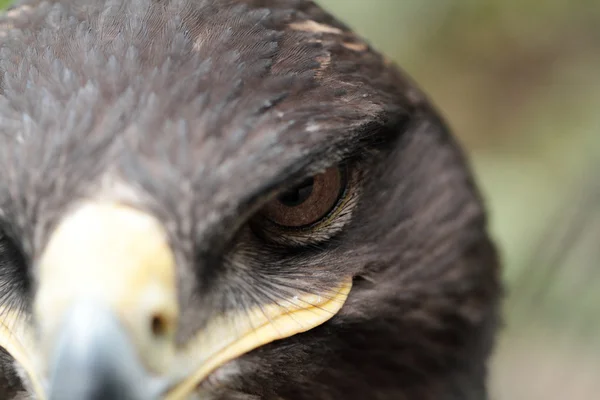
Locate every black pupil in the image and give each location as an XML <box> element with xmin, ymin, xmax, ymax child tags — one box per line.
<box><xmin>278</xmin><ymin>177</ymin><xmax>315</xmax><ymax>207</ymax></box>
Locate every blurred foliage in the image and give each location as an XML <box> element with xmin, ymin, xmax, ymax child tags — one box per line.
<box><xmin>1</xmin><ymin>0</ymin><xmax>599</xmax><ymax>399</ymax></box>
<box><xmin>318</xmin><ymin>0</ymin><xmax>600</xmax><ymax>399</ymax></box>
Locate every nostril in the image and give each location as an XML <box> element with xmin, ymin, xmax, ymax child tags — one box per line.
<box><xmin>150</xmin><ymin>313</ymin><xmax>169</xmax><ymax>337</ymax></box>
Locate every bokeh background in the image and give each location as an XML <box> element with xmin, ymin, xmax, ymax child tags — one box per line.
<box><xmin>1</xmin><ymin>0</ymin><xmax>599</xmax><ymax>399</ymax></box>
<box><xmin>316</xmin><ymin>1</ymin><xmax>600</xmax><ymax>399</ymax></box>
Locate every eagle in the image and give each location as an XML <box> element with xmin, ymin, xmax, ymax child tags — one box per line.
<box><xmin>0</xmin><ymin>0</ymin><xmax>501</xmax><ymax>399</ymax></box>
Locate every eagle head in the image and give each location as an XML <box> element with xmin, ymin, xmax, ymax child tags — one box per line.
<box><xmin>0</xmin><ymin>1</ymin><xmax>501</xmax><ymax>399</ymax></box>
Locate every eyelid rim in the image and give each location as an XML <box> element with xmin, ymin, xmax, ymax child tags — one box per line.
<box><xmin>249</xmin><ymin>162</ymin><xmax>360</xmax><ymax>246</ymax></box>
<box><xmin>261</xmin><ymin>165</ymin><xmax>349</xmax><ymax>231</ymax></box>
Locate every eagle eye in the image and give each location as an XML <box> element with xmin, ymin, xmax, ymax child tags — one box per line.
<box><xmin>260</xmin><ymin>166</ymin><xmax>347</xmax><ymax>229</ymax></box>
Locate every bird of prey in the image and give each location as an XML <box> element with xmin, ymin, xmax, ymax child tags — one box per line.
<box><xmin>0</xmin><ymin>0</ymin><xmax>501</xmax><ymax>399</ymax></box>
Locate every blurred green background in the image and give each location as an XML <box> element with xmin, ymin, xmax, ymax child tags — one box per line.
<box><xmin>1</xmin><ymin>0</ymin><xmax>599</xmax><ymax>399</ymax></box>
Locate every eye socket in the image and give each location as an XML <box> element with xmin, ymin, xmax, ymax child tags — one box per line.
<box><xmin>0</xmin><ymin>228</ymin><xmax>29</xmax><ymax>303</ymax></box>
<box><xmin>260</xmin><ymin>166</ymin><xmax>347</xmax><ymax>229</ymax></box>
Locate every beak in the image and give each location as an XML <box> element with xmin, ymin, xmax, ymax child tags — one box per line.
<box><xmin>0</xmin><ymin>202</ymin><xmax>352</xmax><ymax>400</ymax></box>
<box><xmin>46</xmin><ymin>301</ymin><xmax>165</xmax><ymax>400</ymax></box>
<box><xmin>35</xmin><ymin>203</ymin><xmax>179</xmax><ymax>400</ymax></box>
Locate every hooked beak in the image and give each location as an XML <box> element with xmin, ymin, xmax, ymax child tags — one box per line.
<box><xmin>0</xmin><ymin>203</ymin><xmax>352</xmax><ymax>399</ymax></box>
<box><xmin>47</xmin><ymin>301</ymin><xmax>165</xmax><ymax>400</ymax></box>
<box><xmin>35</xmin><ymin>203</ymin><xmax>179</xmax><ymax>400</ymax></box>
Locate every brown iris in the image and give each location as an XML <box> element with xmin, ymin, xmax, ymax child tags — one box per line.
<box><xmin>261</xmin><ymin>166</ymin><xmax>345</xmax><ymax>228</ymax></box>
